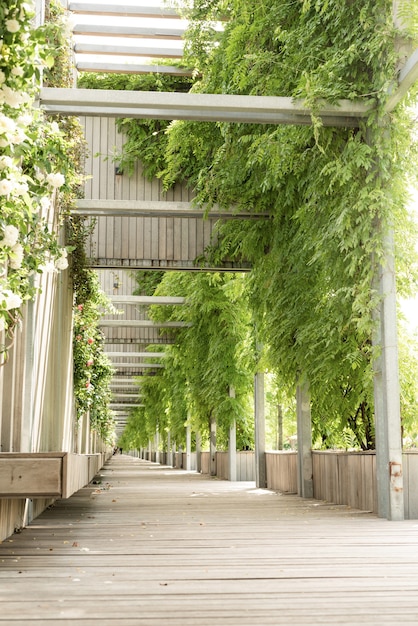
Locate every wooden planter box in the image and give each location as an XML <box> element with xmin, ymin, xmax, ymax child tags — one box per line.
<box><xmin>0</xmin><ymin>452</ymin><xmax>104</xmax><ymax>499</ymax></box>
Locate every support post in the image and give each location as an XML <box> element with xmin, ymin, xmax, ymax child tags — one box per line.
<box><xmin>373</xmin><ymin>226</ymin><xmax>404</xmax><ymax>520</ymax></box>
<box><xmin>155</xmin><ymin>428</ymin><xmax>160</xmax><ymax>464</ymax></box>
<box><xmin>185</xmin><ymin>421</ymin><xmax>192</xmax><ymax>471</ymax></box>
<box><xmin>210</xmin><ymin>414</ymin><xmax>217</xmax><ymax>476</ymax></box>
<box><xmin>196</xmin><ymin>431</ymin><xmax>202</xmax><ymax>473</ymax></box>
<box><xmin>254</xmin><ymin>372</ymin><xmax>267</xmax><ymax>488</ymax></box>
<box><xmin>229</xmin><ymin>386</ymin><xmax>237</xmax><ymax>481</ymax></box>
<box><xmin>296</xmin><ymin>380</ymin><xmax>313</xmax><ymax>498</ymax></box>
<box><xmin>167</xmin><ymin>431</ymin><xmax>173</xmax><ymax>466</ymax></box>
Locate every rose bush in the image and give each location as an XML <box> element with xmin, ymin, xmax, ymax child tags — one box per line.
<box><xmin>0</xmin><ymin>0</ymin><xmax>81</xmax><ymax>351</ymax></box>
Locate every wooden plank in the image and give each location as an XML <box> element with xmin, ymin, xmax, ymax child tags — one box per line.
<box><xmin>1</xmin><ymin>455</ymin><xmax>418</xmax><ymax>625</ymax></box>
<box><xmin>72</xmin><ymin>24</ymin><xmax>185</xmax><ymax>39</ymax></box>
<box><xmin>69</xmin><ymin>3</ymin><xmax>182</xmax><ymax>19</ymax></box>
<box><xmin>0</xmin><ymin>455</ymin><xmax>63</xmax><ymax>497</ymax></box>
<box><xmin>76</xmin><ymin>61</ymin><xmax>193</xmax><ymax>76</ymax></box>
<box><xmin>40</xmin><ymin>88</ymin><xmax>370</xmax><ymax>127</ymax></box>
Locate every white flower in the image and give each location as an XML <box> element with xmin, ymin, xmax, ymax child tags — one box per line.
<box><xmin>17</xmin><ymin>113</ymin><xmax>32</xmax><ymax>127</ymax></box>
<box><xmin>0</xmin><ymin>225</ymin><xmax>19</xmax><ymax>247</ymax></box>
<box><xmin>1</xmin><ymin>289</ymin><xmax>22</xmax><ymax>310</ymax></box>
<box><xmin>39</xmin><ymin>196</ymin><xmax>51</xmax><ymax>212</ymax></box>
<box><xmin>10</xmin><ymin>127</ymin><xmax>26</xmax><ymax>144</ymax></box>
<box><xmin>46</xmin><ymin>172</ymin><xmax>65</xmax><ymax>188</ymax></box>
<box><xmin>55</xmin><ymin>250</ymin><xmax>69</xmax><ymax>270</ymax></box>
<box><xmin>9</xmin><ymin>242</ymin><xmax>24</xmax><ymax>269</ymax></box>
<box><xmin>0</xmin><ymin>156</ymin><xmax>14</xmax><ymax>170</ymax></box>
<box><xmin>14</xmin><ymin>181</ymin><xmax>28</xmax><ymax>196</ymax></box>
<box><xmin>49</xmin><ymin>121</ymin><xmax>61</xmax><ymax>134</ymax></box>
<box><xmin>11</xmin><ymin>67</ymin><xmax>24</xmax><ymax>77</ymax></box>
<box><xmin>5</xmin><ymin>19</ymin><xmax>20</xmax><ymax>34</ymax></box>
<box><xmin>2</xmin><ymin>85</ymin><xmax>25</xmax><ymax>108</ymax></box>
<box><xmin>0</xmin><ymin>71</ymin><xmax>5</xmax><ymax>84</ymax></box>
<box><xmin>0</xmin><ymin>179</ymin><xmax>14</xmax><ymax>196</ymax></box>
<box><xmin>39</xmin><ymin>260</ymin><xmax>56</xmax><ymax>274</ymax></box>
<box><xmin>0</xmin><ymin>113</ymin><xmax>16</xmax><ymax>135</ymax></box>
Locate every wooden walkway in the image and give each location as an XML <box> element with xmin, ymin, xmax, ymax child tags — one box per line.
<box><xmin>1</xmin><ymin>455</ymin><xmax>418</xmax><ymax>625</ymax></box>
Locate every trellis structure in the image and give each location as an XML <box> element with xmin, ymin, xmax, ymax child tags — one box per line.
<box><xmin>0</xmin><ymin>1</ymin><xmax>416</xmax><ymax>541</ymax></box>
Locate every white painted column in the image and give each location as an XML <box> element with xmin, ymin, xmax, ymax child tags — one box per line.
<box><xmin>195</xmin><ymin>431</ymin><xmax>202</xmax><ymax>473</ymax></box>
<box><xmin>229</xmin><ymin>386</ymin><xmax>237</xmax><ymax>482</ymax></box>
<box><xmin>155</xmin><ymin>429</ymin><xmax>160</xmax><ymax>464</ymax></box>
<box><xmin>167</xmin><ymin>431</ymin><xmax>173</xmax><ymax>466</ymax></box>
<box><xmin>254</xmin><ymin>372</ymin><xmax>267</xmax><ymax>488</ymax></box>
<box><xmin>185</xmin><ymin>423</ymin><xmax>192</xmax><ymax>471</ymax></box>
<box><xmin>210</xmin><ymin>415</ymin><xmax>217</xmax><ymax>476</ymax></box>
<box><xmin>373</xmin><ymin>227</ymin><xmax>404</xmax><ymax>520</ymax></box>
<box><xmin>296</xmin><ymin>380</ymin><xmax>313</xmax><ymax>498</ymax></box>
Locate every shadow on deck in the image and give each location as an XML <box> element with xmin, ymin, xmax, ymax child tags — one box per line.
<box><xmin>0</xmin><ymin>454</ymin><xmax>418</xmax><ymax>625</ymax></box>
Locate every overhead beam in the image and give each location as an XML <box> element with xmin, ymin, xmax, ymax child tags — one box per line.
<box><xmin>39</xmin><ymin>88</ymin><xmax>370</xmax><ymax>127</ymax></box>
<box><xmin>69</xmin><ymin>3</ymin><xmax>182</xmax><ymax>19</ymax></box>
<box><xmin>386</xmin><ymin>48</ymin><xmax>418</xmax><ymax>112</ymax></box>
<box><xmin>105</xmin><ymin>351</ymin><xmax>167</xmax><ymax>358</ymax></box>
<box><xmin>74</xmin><ymin>43</ymin><xmax>183</xmax><ymax>58</ymax></box>
<box><xmin>75</xmin><ymin>61</ymin><xmax>193</xmax><ymax>76</ymax></box>
<box><xmin>111</xmin><ymin>362</ymin><xmax>164</xmax><ymax>368</ymax></box>
<box><xmin>110</xmin><ymin>295</ymin><xmax>185</xmax><ymax>305</ymax></box>
<box><xmin>73</xmin><ymin>24</ymin><xmax>185</xmax><ymax>39</ymax></box>
<box><xmin>99</xmin><ymin>320</ymin><xmax>190</xmax><ymax>328</ymax></box>
<box><xmin>75</xmin><ymin>199</ymin><xmax>269</xmax><ymax>219</ymax></box>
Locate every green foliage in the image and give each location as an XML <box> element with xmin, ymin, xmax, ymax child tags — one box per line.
<box><xmin>132</xmin><ymin>270</ymin><xmax>165</xmax><ymax>296</ymax></box>
<box><xmin>69</xmin><ymin>218</ymin><xmax>116</xmax><ymax>442</ymax></box>
<box><xmin>104</xmin><ymin>1</ymin><xmax>418</xmax><ymax>450</ymax></box>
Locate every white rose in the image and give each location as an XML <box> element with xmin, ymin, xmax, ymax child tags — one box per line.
<box><xmin>0</xmin><ymin>156</ymin><xmax>14</xmax><ymax>170</ymax></box>
<box><xmin>17</xmin><ymin>113</ymin><xmax>32</xmax><ymax>127</ymax></box>
<box><xmin>46</xmin><ymin>172</ymin><xmax>65</xmax><ymax>188</ymax></box>
<box><xmin>2</xmin><ymin>86</ymin><xmax>24</xmax><ymax>108</ymax></box>
<box><xmin>0</xmin><ymin>113</ymin><xmax>16</xmax><ymax>135</ymax></box>
<box><xmin>10</xmin><ymin>127</ymin><xmax>26</xmax><ymax>145</ymax></box>
<box><xmin>5</xmin><ymin>19</ymin><xmax>20</xmax><ymax>33</ymax></box>
<box><xmin>1</xmin><ymin>289</ymin><xmax>22</xmax><ymax>310</ymax></box>
<box><xmin>39</xmin><ymin>260</ymin><xmax>56</xmax><ymax>274</ymax></box>
<box><xmin>9</xmin><ymin>242</ymin><xmax>24</xmax><ymax>269</ymax></box>
<box><xmin>0</xmin><ymin>224</ymin><xmax>19</xmax><ymax>247</ymax></box>
<box><xmin>11</xmin><ymin>67</ymin><xmax>24</xmax><ymax>77</ymax></box>
<box><xmin>0</xmin><ymin>179</ymin><xmax>14</xmax><ymax>196</ymax></box>
<box><xmin>55</xmin><ymin>252</ymin><xmax>69</xmax><ymax>270</ymax></box>
<box><xmin>14</xmin><ymin>181</ymin><xmax>28</xmax><ymax>196</ymax></box>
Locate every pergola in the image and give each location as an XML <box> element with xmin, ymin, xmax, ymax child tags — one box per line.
<box><xmin>40</xmin><ymin>0</ymin><xmax>418</xmax><ymax>521</ymax></box>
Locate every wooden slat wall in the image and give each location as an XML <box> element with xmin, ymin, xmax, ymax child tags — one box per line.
<box><xmin>266</xmin><ymin>451</ymin><xmax>298</xmax><ymax>493</ymax></box>
<box><xmin>80</xmin><ymin>116</ymin><xmax>225</xmax><ymax>270</ymax></box>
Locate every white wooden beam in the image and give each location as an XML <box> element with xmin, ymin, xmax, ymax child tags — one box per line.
<box><xmin>99</xmin><ymin>319</ymin><xmax>190</xmax><ymax>328</ymax></box>
<box><xmin>73</xmin><ymin>24</ymin><xmax>185</xmax><ymax>39</ymax></box>
<box><xmin>105</xmin><ymin>351</ymin><xmax>167</xmax><ymax>358</ymax></box>
<box><xmin>110</xmin><ymin>295</ymin><xmax>185</xmax><ymax>305</ymax></box>
<box><xmin>75</xmin><ymin>61</ymin><xmax>192</xmax><ymax>76</ymax></box>
<box><xmin>111</xmin><ymin>362</ymin><xmax>164</xmax><ymax>368</ymax></box>
<box><xmin>74</xmin><ymin>43</ymin><xmax>183</xmax><ymax>58</ymax></box>
<box><xmin>386</xmin><ymin>48</ymin><xmax>418</xmax><ymax>111</ymax></box>
<box><xmin>39</xmin><ymin>88</ymin><xmax>370</xmax><ymax>127</ymax></box>
<box><xmin>69</xmin><ymin>3</ymin><xmax>181</xmax><ymax>19</ymax></box>
<box><xmin>74</xmin><ymin>199</ymin><xmax>269</xmax><ymax>219</ymax></box>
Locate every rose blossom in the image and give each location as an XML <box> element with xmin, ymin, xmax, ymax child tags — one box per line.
<box><xmin>0</xmin><ymin>179</ymin><xmax>14</xmax><ymax>196</ymax></box>
<box><xmin>0</xmin><ymin>225</ymin><xmax>19</xmax><ymax>247</ymax></box>
<box><xmin>5</xmin><ymin>19</ymin><xmax>20</xmax><ymax>33</ymax></box>
<box><xmin>1</xmin><ymin>289</ymin><xmax>22</xmax><ymax>310</ymax></box>
<box><xmin>2</xmin><ymin>85</ymin><xmax>25</xmax><ymax>108</ymax></box>
<box><xmin>46</xmin><ymin>172</ymin><xmax>65</xmax><ymax>188</ymax></box>
<box><xmin>9</xmin><ymin>242</ymin><xmax>24</xmax><ymax>269</ymax></box>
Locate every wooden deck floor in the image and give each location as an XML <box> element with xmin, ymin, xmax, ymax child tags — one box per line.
<box><xmin>1</xmin><ymin>454</ymin><xmax>418</xmax><ymax>625</ymax></box>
